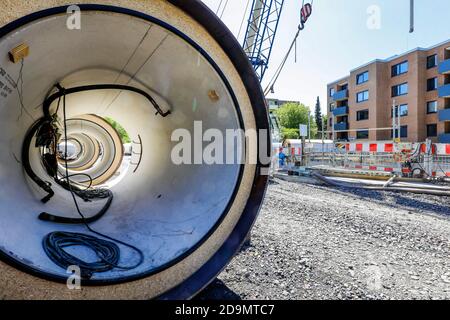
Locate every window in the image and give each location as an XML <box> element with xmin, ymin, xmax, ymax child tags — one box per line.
<box><xmin>392</xmin><ymin>104</ymin><xmax>409</xmax><ymax>117</ymax></box>
<box><xmin>356</xmin><ymin>90</ymin><xmax>369</xmax><ymax>103</ymax></box>
<box><xmin>356</xmin><ymin>130</ymin><xmax>369</xmax><ymax>140</ymax></box>
<box><xmin>427</xmin><ymin>77</ymin><xmax>438</xmax><ymax>91</ymax></box>
<box><xmin>357</xmin><ymin>110</ymin><xmax>369</xmax><ymax>121</ymax></box>
<box><xmin>427</xmin><ymin>101</ymin><xmax>438</xmax><ymax>114</ymax></box>
<box><xmin>427</xmin><ymin>124</ymin><xmax>438</xmax><ymax>137</ymax></box>
<box><xmin>329</xmin><ymin>88</ymin><xmax>335</xmax><ymax>97</ymax></box>
<box><xmin>392</xmin><ymin>126</ymin><xmax>408</xmax><ymax>138</ymax></box>
<box><xmin>392</xmin><ymin>83</ymin><xmax>408</xmax><ymax>97</ymax></box>
<box><xmin>401</xmin><ymin>125</ymin><xmax>408</xmax><ymax>138</ymax></box>
<box><xmin>340</xmin><ymin>84</ymin><xmax>348</xmax><ymax>91</ymax></box>
<box><xmin>392</xmin><ymin>61</ymin><xmax>409</xmax><ymax>77</ymax></box>
<box><xmin>356</xmin><ymin>71</ymin><xmax>369</xmax><ymax>85</ymax></box>
<box><xmin>427</xmin><ymin>54</ymin><xmax>438</xmax><ymax>69</ymax></box>
<box><xmin>329</xmin><ymin>118</ymin><xmax>333</xmax><ymax>127</ymax></box>
<box><xmin>329</xmin><ymin>103</ymin><xmax>336</xmax><ymax>112</ymax></box>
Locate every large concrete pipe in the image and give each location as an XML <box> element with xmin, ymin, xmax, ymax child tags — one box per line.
<box><xmin>0</xmin><ymin>0</ymin><xmax>269</xmax><ymax>299</ymax></box>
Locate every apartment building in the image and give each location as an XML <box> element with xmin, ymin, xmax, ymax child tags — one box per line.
<box><xmin>327</xmin><ymin>39</ymin><xmax>450</xmax><ymax>143</ymax></box>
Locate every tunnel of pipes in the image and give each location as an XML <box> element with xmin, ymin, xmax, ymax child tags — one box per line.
<box><xmin>0</xmin><ymin>0</ymin><xmax>269</xmax><ymax>299</ymax></box>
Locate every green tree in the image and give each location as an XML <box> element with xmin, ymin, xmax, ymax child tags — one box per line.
<box><xmin>275</xmin><ymin>102</ymin><xmax>310</xmax><ymax>129</ymax></box>
<box><xmin>281</xmin><ymin>128</ymin><xmax>300</xmax><ymax>140</ymax></box>
<box><xmin>322</xmin><ymin>115</ymin><xmax>328</xmax><ymax>137</ymax></box>
<box><xmin>315</xmin><ymin>96</ymin><xmax>322</xmax><ymax>134</ymax></box>
<box><xmin>275</xmin><ymin>102</ymin><xmax>317</xmax><ymax>140</ymax></box>
<box><xmin>104</xmin><ymin>117</ymin><xmax>131</xmax><ymax>144</ymax></box>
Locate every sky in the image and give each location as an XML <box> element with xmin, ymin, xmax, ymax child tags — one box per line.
<box><xmin>201</xmin><ymin>0</ymin><xmax>450</xmax><ymax>112</ymax></box>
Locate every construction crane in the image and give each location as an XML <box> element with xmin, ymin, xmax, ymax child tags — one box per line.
<box><xmin>241</xmin><ymin>0</ymin><xmax>313</xmax><ymax>145</ymax></box>
<box><xmin>242</xmin><ymin>0</ymin><xmax>285</xmax><ymax>82</ymax></box>
<box><xmin>242</xmin><ymin>0</ymin><xmax>313</xmax><ymax>84</ymax></box>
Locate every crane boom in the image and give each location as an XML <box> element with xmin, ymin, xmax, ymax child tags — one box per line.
<box><xmin>242</xmin><ymin>0</ymin><xmax>285</xmax><ymax>82</ymax></box>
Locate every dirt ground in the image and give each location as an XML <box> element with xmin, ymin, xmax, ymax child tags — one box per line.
<box><xmin>197</xmin><ymin>178</ymin><xmax>450</xmax><ymax>300</ymax></box>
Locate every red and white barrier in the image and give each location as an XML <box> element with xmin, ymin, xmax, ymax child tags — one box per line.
<box><xmin>345</xmin><ymin>164</ymin><xmax>398</xmax><ymax>173</ymax></box>
<box><xmin>289</xmin><ymin>147</ymin><xmax>302</xmax><ymax>156</ymax></box>
<box><xmin>273</xmin><ymin>147</ymin><xmax>302</xmax><ymax>156</ymax></box>
<box><xmin>343</xmin><ymin>142</ymin><xmax>450</xmax><ymax>177</ymax></box>
<box><xmin>345</xmin><ymin>142</ymin><xmax>450</xmax><ymax>156</ymax></box>
<box><xmin>274</xmin><ymin>141</ymin><xmax>450</xmax><ymax>177</ymax></box>
<box><xmin>435</xmin><ymin>144</ymin><xmax>450</xmax><ymax>156</ymax></box>
<box><xmin>345</xmin><ymin>143</ymin><xmax>395</xmax><ymax>153</ymax></box>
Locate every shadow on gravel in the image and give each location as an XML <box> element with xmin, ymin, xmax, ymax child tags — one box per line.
<box><xmin>268</xmin><ymin>179</ymin><xmax>280</xmax><ymax>186</ymax></box>
<box><xmin>317</xmin><ymin>184</ymin><xmax>450</xmax><ymax>217</ymax></box>
<box><xmin>194</xmin><ymin>279</ymin><xmax>242</xmax><ymax>300</ymax></box>
<box><xmin>316</xmin><ymin>184</ymin><xmax>386</xmax><ymax>201</ymax></box>
<box><xmin>343</xmin><ymin>187</ymin><xmax>385</xmax><ymax>201</ymax></box>
<box><xmin>392</xmin><ymin>194</ymin><xmax>450</xmax><ymax>216</ymax></box>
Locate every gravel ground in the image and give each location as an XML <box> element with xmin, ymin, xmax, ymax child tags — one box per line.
<box><xmin>197</xmin><ymin>177</ymin><xmax>450</xmax><ymax>300</ymax></box>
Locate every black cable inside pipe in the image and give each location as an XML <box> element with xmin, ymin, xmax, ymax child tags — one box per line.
<box><xmin>21</xmin><ymin>82</ymin><xmax>150</xmax><ymax>278</ymax></box>
<box><xmin>21</xmin><ymin>118</ymin><xmax>55</xmax><ymax>203</ymax></box>
<box><xmin>23</xmin><ymin>82</ymin><xmax>169</xmax><ymax>209</ymax></box>
<box><xmin>43</xmin><ymin>84</ymin><xmax>171</xmax><ymax>120</ymax></box>
<box><xmin>38</xmin><ymin>190</ymin><xmax>113</xmax><ymax>224</ymax></box>
<box><xmin>43</xmin><ymin>231</ymin><xmax>120</xmax><ymax>279</ymax></box>
<box><xmin>41</xmin><ymin>85</ymin><xmax>144</xmax><ymax>279</ymax></box>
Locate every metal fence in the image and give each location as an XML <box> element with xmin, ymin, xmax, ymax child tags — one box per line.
<box><xmin>274</xmin><ymin>142</ymin><xmax>450</xmax><ymax>178</ymax></box>
<box><xmin>433</xmin><ymin>155</ymin><xmax>450</xmax><ymax>177</ymax></box>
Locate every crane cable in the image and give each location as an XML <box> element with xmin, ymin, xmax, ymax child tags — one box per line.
<box><xmin>237</xmin><ymin>0</ymin><xmax>252</xmax><ymax>40</ymax></box>
<box><xmin>263</xmin><ymin>0</ymin><xmax>314</xmax><ymax>96</ymax></box>
<box><xmin>219</xmin><ymin>0</ymin><xmax>229</xmax><ymax>19</ymax></box>
<box><xmin>263</xmin><ymin>27</ymin><xmax>301</xmax><ymax>96</ymax></box>
<box><xmin>215</xmin><ymin>0</ymin><xmax>223</xmax><ymax>14</ymax></box>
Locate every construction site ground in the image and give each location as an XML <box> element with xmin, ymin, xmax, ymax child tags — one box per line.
<box><xmin>197</xmin><ymin>177</ymin><xmax>450</xmax><ymax>300</ymax></box>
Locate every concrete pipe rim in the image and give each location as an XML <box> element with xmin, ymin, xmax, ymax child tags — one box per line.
<box><xmin>0</xmin><ymin>1</ymin><xmax>269</xmax><ymax>299</ymax></box>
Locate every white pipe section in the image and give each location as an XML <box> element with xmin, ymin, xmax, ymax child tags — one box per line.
<box><xmin>0</xmin><ymin>0</ymin><xmax>268</xmax><ymax>299</ymax></box>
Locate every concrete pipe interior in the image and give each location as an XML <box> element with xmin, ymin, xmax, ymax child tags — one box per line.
<box><xmin>0</xmin><ymin>1</ymin><xmax>268</xmax><ymax>299</ymax></box>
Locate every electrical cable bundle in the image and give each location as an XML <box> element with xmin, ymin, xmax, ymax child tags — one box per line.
<box><xmin>36</xmin><ymin>95</ymin><xmax>114</xmax><ymax>224</ymax></box>
<box><xmin>43</xmin><ymin>232</ymin><xmax>120</xmax><ymax>279</ymax></box>
<box><xmin>42</xmin><ymin>84</ymin><xmax>145</xmax><ymax>279</ymax></box>
<box><xmin>21</xmin><ymin>83</ymin><xmax>157</xmax><ymax>279</ymax></box>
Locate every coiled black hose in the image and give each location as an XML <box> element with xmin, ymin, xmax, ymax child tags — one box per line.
<box><xmin>43</xmin><ymin>232</ymin><xmax>120</xmax><ymax>279</ymax></box>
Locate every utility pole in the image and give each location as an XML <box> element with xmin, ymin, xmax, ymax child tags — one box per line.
<box><xmin>397</xmin><ymin>105</ymin><xmax>401</xmax><ymax>142</ymax></box>
<box><xmin>392</xmin><ymin>99</ymin><xmax>402</xmax><ymax>142</ymax></box>
<box><xmin>392</xmin><ymin>100</ymin><xmax>397</xmax><ymax>142</ymax></box>
<box><xmin>308</xmin><ymin>110</ymin><xmax>311</xmax><ymax>142</ymax></box>
<box><xmin>332</xmin><ymin>116</ymin><xmax>335</xmax><ymax>142</ymax></box>
<box><xmin>321</xmin><ymin>128</ymin><xmax>325</xmax><ymax>164</ymax></box>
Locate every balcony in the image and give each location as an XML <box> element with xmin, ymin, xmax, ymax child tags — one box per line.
<box><xmin>332</xmin><ymin>106</ymin><xmax>349</xmax><ymax>117</ymax></box>
<box><xmin>334</xmin><ymin>122</ymin><xmax>349</xmax><ymax>131</ymax></box>
<box><xmin>439</xmin><ymin>133</ymin><xmax>450</xmax><ymax>144</ymax></box>
<box><xmin>438</xmin><ymin>59</ymin><xmax>450</xmax><ymax>75</ymax></box>
<box><xmin>438</xmin><ymin>84</ymin><xmax>450</xmax><ymax>98</ymax></box>
<box><xmin>332</xmin><ymin>89</ymin><xmax>349</xmax><ymax>102</ymax></box>
<box><xmin>439</xmin><ymin>109</ymin><xmax>450</xmax><ymax>122</ymax></box>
